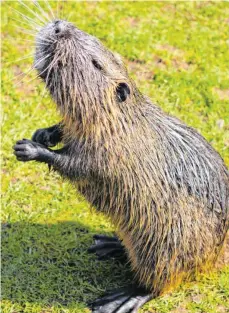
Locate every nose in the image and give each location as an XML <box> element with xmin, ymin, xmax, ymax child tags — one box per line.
<box><xmin>54</xmin><ymin>20</ymin><xmax>61</xmax><ymax>34</ymax></box>
<box><xmin>52</xmin><ymin>20</ymin><xmax>72</xmax><ymax>39</ymax></box>
<box><xmin>53</xmin><ymin>20</ymin><xmax>68</xmax><ymax>34</ymax></box>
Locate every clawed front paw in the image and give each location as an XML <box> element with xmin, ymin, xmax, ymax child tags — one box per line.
<box><xmin>32</xmin><ymin>128</ymin><xmax>56</xmax><ymax>147</ymax></box>
<box><xmin>13</xmin><ymin>139</ymin><xmax>45</xmax><ymax>162</ymax></box>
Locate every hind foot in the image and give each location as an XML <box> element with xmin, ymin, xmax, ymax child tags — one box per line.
<box><xmin>90</xmin><ymin>286</ymin><xmax>152</xmax><ymax>313</ymax></box>
<box><xmin>88</xmin><ymin>234</ymin><xmax>126</xmax><ymax>261</ymax></box>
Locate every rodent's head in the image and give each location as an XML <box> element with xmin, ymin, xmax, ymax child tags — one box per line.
<box><xmin>35</xmin><ymin>20</ymin><xmax>139</xmax><ymax>128</ymax></box>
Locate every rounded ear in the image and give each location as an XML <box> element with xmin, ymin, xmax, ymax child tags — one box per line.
<box><xmin>116</xmin><ymin>83</ymin><xmax>130</xmax><ymax>102</ymax></box>
<box><xmin>113</xmin><ymin>52</ymin><xmax>123</xmax><ymax>65</ymax></box>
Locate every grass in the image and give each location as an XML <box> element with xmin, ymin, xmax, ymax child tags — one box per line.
<box><xmin>1</xmin><ymin>1</ymin><xmax>229</xmax><ymax>313</ymax></box>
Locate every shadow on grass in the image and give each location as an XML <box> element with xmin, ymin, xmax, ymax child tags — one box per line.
<box><xmin>2</xmin><ymin>221</ymin><xmax>132</xmax><ymax>309</ymax></box>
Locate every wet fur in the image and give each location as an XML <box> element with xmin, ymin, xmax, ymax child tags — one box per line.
<box><xmin>35</xmin><ymin>20</ymin><xmax>229</xmax><ymax>295</ymax></box>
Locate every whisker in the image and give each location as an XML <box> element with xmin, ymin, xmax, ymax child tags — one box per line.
<box><xmin>17</xmin><ymin>27</ymin><xmax>38</xmax><ymax>36</ymax></box>
<box><xmin>9</xmin><ymin>5</ymin><xmax>43</xmax><ymax>27</ymax></box>
<box><xmin>16</xmin><ymin>25</ymin><xmax>37</xmax><ymax>33</ymax></box>
<box><xmin>56</xmin><ymin>0</ymin><xmax>60</xmax><ymax>20</ymax></box>
<box><xmin>10</xmin><ymin>17</ymin><xmax>41</xmax><ymax>31</ymax></box>
<box><xmin>44</xmin><ymin>51</ymin><xmax>62</xmax><ymax>87</ymax></box>
<box><xmin>59</xmin><ymin>0</ymin><xmax>66</xmax><ymax>20</ymax></box>
<box><xmin>31</xmin><ymin>55</ymin><xmax>55</xmax><ymax>82</ymax></box>
<box><xmin>19</xmin><ymin>0</ymin><xmax>47</xmax><ymax>25</ymax></box>
<box><xmin>55</xmin><ymin>0</ymin><xmax>64</xmax><ymax>20</ymax></box>
<box><xmin>11</xmin><ymin>53</ymin><xmax>51</xmax><ymax>85</ymax></box>
<box><xmin>18</xmin><ymin>39</ymin><xmax>49</xmax><ymax>46</ymax></box>
<box><xmin>17</xmin><ymin>32</ymin><xmax>55</xmax><ymax>47</ymax></box>
<box><xmin>18</xmin><ymin>39</ymin><xmax>38</xmax><ymax>43</ymax></box>
<box><xmin>67</xmin><ymin>11</ymin><xmax>73</xmax><ymax>22</ymax></box>
<box><xmin>5</xmin><ymin>53</ymin><xmax>35</xmax><ymax>66</ymax></box>
<box><xmin>26</xmin><ymin>59</ymin><xmax>53</xmax><ymax>84</ymax></box>
<box><xmin>36</xmin><ymin>35</ymin><xmax>57</xmax><ymax>44</ymax></box>
<box><xmin>32</xmin><ymin>1</ymin><xmax>52</xmax><ymax>24</ymax></box>
<box><xmin>33</xmin><ymin>53</ymin><xmax>52</xmax><ymax>68</ymax></box>
<box><xmin>40</xmin><ymin>83</ymin><xmax>48</xmax><ymax>99</ymax></box>
<box><xmin>43</xmin><ymin>0</ymin><xmax>56</xmax><ymax>21</ymax></box>
<box><xmin>9</xmin><ymin>65</ymin><xmax>34</xmax><ymax>87</ymax></box>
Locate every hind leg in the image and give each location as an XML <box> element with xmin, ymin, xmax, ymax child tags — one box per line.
<box><xmin>88</xmin><ymin>235</ymin><xmax>126</xmax><ymax>261</ymax></box>
<box><xmin>90</xmin><ymin>285</ymin><xmax>152</xmax><ymax>313</ymax></box>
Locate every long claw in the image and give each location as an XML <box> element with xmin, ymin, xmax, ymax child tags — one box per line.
<box><xmin>90</xmin><ymin>286</ymin><xmax>152</xmax><ymax>313</ymax></box>
<box><xmin>88</xmin><ymin>234</ymin><xmax>126</xmax><ymax>261</ymax></box>
<box><xmin>93</xmin><ymin>234</ymin><xmax>119</xmax><ymax>242</ymax></box>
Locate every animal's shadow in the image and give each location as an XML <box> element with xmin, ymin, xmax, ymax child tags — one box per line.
<box><xmin>2</xmin><ymin>221</ymin><xmax>132</xmax><ymax>309</ymax></box>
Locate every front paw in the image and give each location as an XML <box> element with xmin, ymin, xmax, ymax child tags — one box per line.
<box><xmin>13</xmin><ymin>139</ymin><xmax>46</xmax><ymax>162</ymax></box>
<box><xmin>32</xmin><ymin>128</ymin><xmax>55</xmax><ymax>147</ymax></box>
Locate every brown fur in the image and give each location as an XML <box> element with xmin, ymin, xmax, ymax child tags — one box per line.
<box><xmin>35</xmin><ymin>20</ymin><xmax>229</xmax><ymax>295</ymax></box>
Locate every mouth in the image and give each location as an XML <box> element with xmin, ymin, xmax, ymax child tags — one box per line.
<box><xmin>34</xmin><ymin>20</ymin><xmax>72</xmax><ymax>79</ymax></box>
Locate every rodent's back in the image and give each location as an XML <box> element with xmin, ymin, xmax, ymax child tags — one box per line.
<box><xmin>75</xmin><ymin>98</ymin><xmax>229</xmax><ymax>292</ymax></box>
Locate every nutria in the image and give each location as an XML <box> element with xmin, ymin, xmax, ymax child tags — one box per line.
<box><xmin>13</xmin><ymin>19</ymin><xmax>229</xmax><ymax>313</ymax></box>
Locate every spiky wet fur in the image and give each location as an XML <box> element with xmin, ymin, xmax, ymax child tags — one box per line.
<box><xmin>35</xmin><ymin>20</ymin><xmax>229</xmax><ymax>295</ymax></box>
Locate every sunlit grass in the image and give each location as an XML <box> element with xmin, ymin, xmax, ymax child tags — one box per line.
<box><xmin>1</xmin><ymin>1</ymin><xmax>229</xmax><ymax>313</ymax></box>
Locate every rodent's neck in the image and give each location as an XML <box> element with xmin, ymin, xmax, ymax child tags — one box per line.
<box><xmin>61</xmin><ymin>89</ymin><xmax>145</xmax><ymax>145</ymax></box>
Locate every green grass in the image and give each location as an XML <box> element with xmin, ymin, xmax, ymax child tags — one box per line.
<box><xmin>1</xmin><ymin>1</ymin><xmax>229</xmax><ymax>313</ymax></box>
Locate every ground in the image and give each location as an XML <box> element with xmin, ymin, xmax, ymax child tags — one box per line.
<box><xmin>1</xmin><ymin>1</ymin><xmax>229</xmax><ymax>313</ymax></box>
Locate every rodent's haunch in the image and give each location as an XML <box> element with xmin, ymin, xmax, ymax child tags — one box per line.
<box><xmin>13</xmin><ymin>19</ymin><xmax>229</xmax><ymax>313</ymax></box>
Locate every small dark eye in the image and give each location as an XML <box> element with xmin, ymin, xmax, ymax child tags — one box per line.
<box><xmin>116</xmin><ymin>82</ymin><xmax>130</xmax><ymax>102</ymax></box>
<box><xmin>92</xmin><ymin>59</ymin><xmax>102</xmax><ymax>70</ymax></box>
